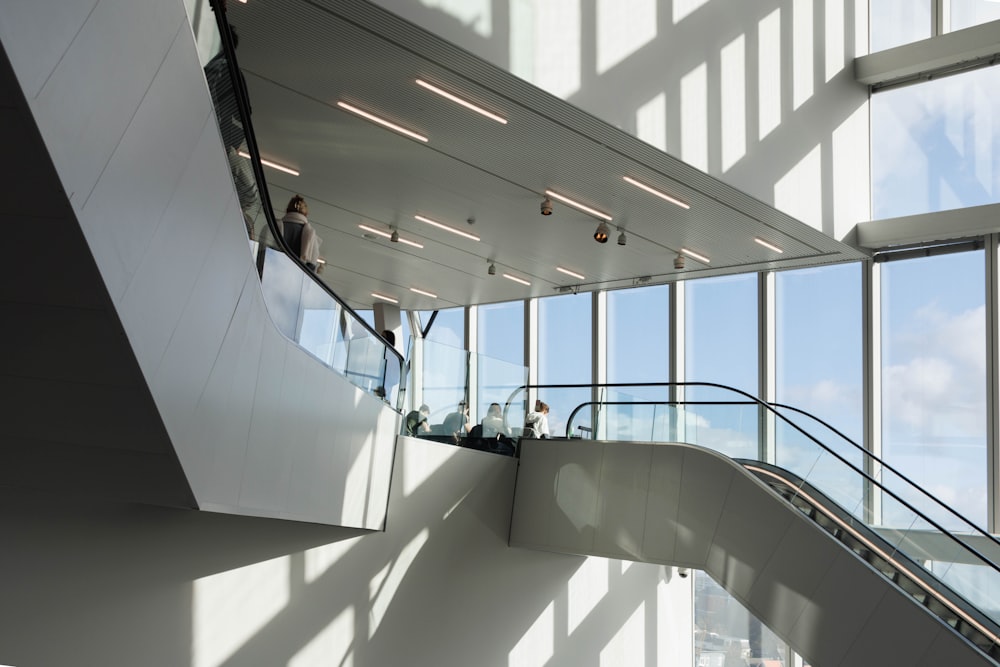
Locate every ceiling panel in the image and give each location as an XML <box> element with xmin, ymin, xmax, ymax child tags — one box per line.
<box><xmin>227</xmin><ymin>0</ymin><xmax>866</xmax><ymax>312</ymax></box>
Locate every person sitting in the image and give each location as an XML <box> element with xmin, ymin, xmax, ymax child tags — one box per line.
<box><xmin>442</xmin><ymin>401</ymin><xmax>471</xmax><ymax>441</ymax></box>
<box><xmin>405</xmin><ymin>404</ymin><xmax>431</xmax><ymax>437</ymax></box>
<box><xmin>523</xmin><ymin>401</ymin><xmax>550</xmax><ymax>439</ymax></box>
<box><xmin>481</xmin><ymin>403</ymin><xmax>509</xmax><ymax>438</ymax></box>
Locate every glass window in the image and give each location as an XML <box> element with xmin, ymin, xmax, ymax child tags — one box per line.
<box><xmin>421</xmin><ymin>307</ymin><xmax>465</xmax><ymax>348</ymax></box>
<box><xmin>880</xmin><ymin>249</ymin><xmax>987</xmax><ymax>528</ymax></box>
<box><xmin>478</xmin><ymin>301</ymin><xmax>527</xmax><ymax>431</ymax></box>
<box><xmin>946</xmin><ymin>0</ymin><xmax>1000</xmax><ymax>32</ymax></box>
<box><xmin>694</xmin><ymin>571</ymin><xmax>790</xmax><ymax>667</ymax></box>
<box><xmin>606</xmin><ymin>285</ymin><xmax>671</xmax><ymax>441</ymax></box>
<box><xmin>684</xmin><ymin>274</ymin><xmax>759</xmax><ymax>459</ymax></box>
<box><xmin>870</xmin><ymin>0</ymin><xmax>931</xmax><ymax>51</ymax></box>
<box><xmin>872</xmin><ymin>65</ymin><xmax>1000</xmax><ymax>219</ymax></box>
<box><xmin>775</xmin><ymin>264</ymin><xmax>864</xmax><ymax>511</ymax></box>
<box><xmin>538</xmin><ymin>293</ymin><xmax>592</xmax><ymax>438</ymax></box>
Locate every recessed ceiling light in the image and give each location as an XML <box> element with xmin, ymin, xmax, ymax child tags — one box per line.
<box><xmin>409</xmin><ymin>287</ymin><xmax>438</xmax><ymax>298</ymax></box>
<box><xmin>337</xmin><ymin>101</ymin><xmax>429</xmax><ymax>143</ymax></box>
<box><xmin>681</xmin><ymin>248</ymin><xmax>710</xmax><ymax>264</ymax></box>
<box><xmin>503</xmin><ymin>273</ymin><xmax>531</xmax><ymax>286</ymax></box>
<box><xmin>556</xmin><ymin>266</ymin><xmax>585</xmax><ymax>280</ymax></box>
<box><xmin>237</xmin><ymin>151</ymin><xmax>299</xmax><ymax>176</ymax></box>
<box><xmin>414</xmin><ymin>214</ymin><xmax>481</xmax><ymax>241</ymax></box>
<box><xmin>372</xmin><ymin>292</ymin><xmax>398</xmax><ymax>304</ymax></box>
<box><xmin>358</xmin><ymin>224</ymin><xmax>424</xmax><ymax>248</ymax></box>
<box><xmin>545</xmin><ymin>189</ymin><xmax>612</xmax><ymax>221</ymax></box>
<box><xmin>415</xmin><ymin>79</ymin><xmax>507</xmax><ymax>124</ymax></box>
<box><xmin>623</xmin><ymin>176</ymin><xmax>689</xmax><ymax>209</ymax></box>
<box><xmin>754</xmin><ymin>237</ymin><xmax>784</xmax><ymax>253</ymax></box>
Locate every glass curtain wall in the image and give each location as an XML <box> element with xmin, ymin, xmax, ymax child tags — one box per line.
<box><xmin>478</xmin><ymin>301</ymin><xmax>527</xmax><ymax>433</ymax></box>
<box><xmin>538</xmin><ymin>293</ymin><xmax>593</xmax><ymax>438</ymax></box>
<box><xmin>880</xmin><ymin>249</ymin><xmax>987</xmax><ymax>528</ymax></box>
<box><xmin>606</xmin><ymin>284</ymin><xmax>671</xmax><ymax>441</ymax></box>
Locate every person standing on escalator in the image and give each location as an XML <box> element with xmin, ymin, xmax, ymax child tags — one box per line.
<box><xmin>281</xmin><ymin>195</ymin><xmax>322</xmax><ymax>271</ymax></box>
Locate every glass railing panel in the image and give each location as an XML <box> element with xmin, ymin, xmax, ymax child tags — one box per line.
<box><xmin>402</xmin><ymin>338</ymin><xmax>470</xmax><ymax>436</ymax></box>
<box><xmin>477</xmin><ymin>352</ymin><xmax>528</xmax><ymax>439</ymax></box>
<box><xmin>187</xmin><ymin>2</ymin><xmax>403</xmax><ymax>406</ymax></box>
<box><xmin>676</xmin><ymin>402</ymin><xmax>759</xmax><ymax>460</ymax></box>
<box><xmin>773</xmin><ymin>419</ymin><xmax>865</xmax><ymax>519</ymax></box>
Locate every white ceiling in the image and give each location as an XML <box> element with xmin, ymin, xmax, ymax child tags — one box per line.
<box><xmin>227</xmin><ymin>0</ymin><xmax>867</xmax><ymax>313</ymax></box>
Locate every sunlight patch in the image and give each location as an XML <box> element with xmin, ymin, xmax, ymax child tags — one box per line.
<box><xmin>680</xmin><ymin>62</ymin><xmax>708</xmax><ymax>171</ymax></box>
<box><xmin>289</xmin><ymin>605</ymin><xmax>354</xmax><ymax>667</ymax></box>
<box><xmin>775</xmin><ymin>144</ymin><xmax>822</xmax><ymax>228</ymax></box>
<box><xmin>193</xmin><ymin>556</ymin><xmax>290</xmax><ymax>667</ymax></box>
<box><xmin>720</xmin><ymin>34</ymin><xmax>747</xmax><ymax>172</ymax></box>
<box><xmin>599</xmin><ymin>601</ymin><xmax>645</xmax><ymax>666</ymax></box>
<box><xmin>597</xmin><ymin>0</ymin><xmax>656</xmax><ymax>75</ymax></box>
<box><xmin>568</xmin><ymin>557</ymin><xmax>609</xmax><ymax>634</ymax></box>
<box><xmin>509</xmin><ymin>600</ymin><xmax>554</xmax><ymax>667</ymax></box>
<box><xmin>792</xmin><ymin>0</ymin><xmax>814</xmax><ymax>110</ymax></box>
<box><xmin>672</xmin><ymin>0</ymin><xmax>708</xmax><ymax>24</ymax></box>
<box><xmin>369</xmin><ymin>528</ymin><xmax>430</xmax><ymax>639</ymax></box>
<box><xmin>636</xmin><ymin>92</ymin><xmax>667</xmax><ymax>151</ymax></box>
<box><xmin>420</xmin><ymin>0</ymin><xmax>492</xmax><ymax>38</ymax></box>
<box><xmin>305</xmin><ymin>537</ymin><xmax>363</xmax><ymax>584</ymax></box>
<box><xmin>758</xmin><ymin>8</ymin><xmax>782</xmax><ymax>140</ymax></box>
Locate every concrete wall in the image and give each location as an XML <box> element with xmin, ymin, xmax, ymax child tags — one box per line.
<box><xmin>373</xmin><ymin>0</ymin><xmax>872</xmax><ymax>241</ymax></box>
<box><xmin>0</xmin><ymin>0</ymin><xmax>397</xmax><ymax>527</ymax></box>
<box><xmin>0</xmin><ymin>437</ymin><xmax>692</xmax><ymax>667</ymax></box>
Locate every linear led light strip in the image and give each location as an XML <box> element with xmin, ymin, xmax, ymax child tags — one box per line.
<box><xmin>337</xmin><ymin>101</ymin><xmax>429</xmax><ymax>143</ymax></box>
<box><xmin>681</xmin><ymin>248</ymin><xmax>710</xmax><ymax>264</ymax></box>
<box><xmin>623</xmin><ymin>176</ymin><xmax>689</xmax><ymax>209</ymax></box>
<box><xmin>415</xmin><ymin>79</ymin><xmax>507</xmax><ymax>124</ymax></box>
<box><xmin>372</xmin><ymin>292</ymin><xmax>398</xmax><ymax>304</ymax></box>
<box><xmin>754</xmin><ymin>237</ymin><xmax>784</xmax><ymax>253</ymax></box>
<box><xmin>358</xmin><ymin>224</ymin><xmax>424</xmax><ymax>249</ymax></box>
<box><xmin>746</xmin><ymin>465</ymin><xmax>1000</xmax><ymax>649</ymax></box>
<box><xmin>414</xmin><ymin>215</ymin><xmax>480</xmax><ymax>241</ymax></box>
<box><xmin>556</xmin><ymin>266</ymin><xmax>585</xmax><ymax>280</ymax></box>
<box><xmin>410</xmin><ymin>287</ymin><xmax>437</xmax><ymax>298</ymax></box>
<box><xmin>237</xmin><ymin>151</ymin><xmax>300</xmax><ymax>176</ymax></box>
<box><xmin>503</xmin><ymin>273</ymin><xmax>531</xmax><ymax>286</ymax></box>
<box><xmin>545</xmin><ymin>189</ymin><xmax>612</xmax><ymax>221</ymax></box>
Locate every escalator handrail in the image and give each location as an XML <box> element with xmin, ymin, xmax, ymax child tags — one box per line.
<box><xmin>206</xmin><ymin>1</ymin><xmax>404</xmax><ymax>375</ymax></box>
<box><xmin>508</xmin><ymin>381</ymin><xmax>1000</xmax><ymax>579</ymax></box>
<box><xmin>742</xmin><ymin>459</ymin><xmax>1000</xmax><ymax>659</ymax></box>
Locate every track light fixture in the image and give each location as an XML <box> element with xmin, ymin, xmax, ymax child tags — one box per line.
<box><xmin>673</xmin><ymin>253</ymin><xmax>685</xmax><ymax>270</ymax></box>
<box><xmin>617</xmin><ymin>230</ymin><xmax>627</xmax><ymax>246</ymax></box>
<box><xmin>594</xmin><ymin>221</ymin><xmax>609</xmax><ymax>244</ymax></box>
<box><xmin>390</xmin><ymin>229</ymin><xmax>399</xmax><ymax>243</ymax></box>
<box><xmin>540</xmin><ymin>197</ymin><xmax>553</xmax><ymax>216</ymax></box>
<box><xmin>488</xmin><ymin>262</ymin><xmax>496</xmax><ymax>275</ymax></box>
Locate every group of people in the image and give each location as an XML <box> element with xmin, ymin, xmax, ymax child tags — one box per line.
<box><xmin>404</xmin><ymin>399</ymin><xmax>551</xmax><ymax>443</ymax></box>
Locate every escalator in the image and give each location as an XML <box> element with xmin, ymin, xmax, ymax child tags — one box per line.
<box><xmin>508</xmin><ymin>382</ymin><xmax>1000</xmax><ymax>666</ymax></box>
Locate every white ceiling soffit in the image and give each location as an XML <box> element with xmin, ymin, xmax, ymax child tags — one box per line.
<box><xmin>229</xmin><ymin>0</ymin><xmax>866</xmax><ymax>312</ymax></box>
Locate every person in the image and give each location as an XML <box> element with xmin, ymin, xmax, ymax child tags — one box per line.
<box><xmin>523</xmin><ymin>400</ymin><xmax>550</xmax><ymax>439</ymax></box>
<box><xmin>481</xmin><ymin>403</ymin><xmax>509</xmax><ymax>438</ymax></box>
<box><xmin>443</xmin><ymin>401</ymin><xmax>471</xmax><ymax>440</ymax></box>
<box><xmin>281</xmin><ymin>195</ymin><xmax>322</xmax><ymax>271</ymax></box>
<box><xmin>405</xmin><ymin>404</ymin><xmax>431</xmax><ymax>436</ymax></box>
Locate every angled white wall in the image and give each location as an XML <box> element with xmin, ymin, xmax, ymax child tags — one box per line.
<box><xmin>0</xmin><ymin>0</ymin><xmax>397</xmax><ymax>528</ymax></box>
<box><xmin>0</xmin><ymin>437</ymin><xmax>692</xmax><ymax>667</ymax></box>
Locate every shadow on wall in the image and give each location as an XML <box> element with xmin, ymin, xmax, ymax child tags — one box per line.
<box><xmin>0</xmin><ymin>439</ymin><xmax>686</xmax><ymax>667</ymax></box>
<box><xmin>372</xmin><ymin>0</ymin><xmax>870</xmax><ymax>239</ymax></box>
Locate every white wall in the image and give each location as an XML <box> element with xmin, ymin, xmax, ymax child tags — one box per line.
<box><xmin>0</xmin><ymin>0</ymin><xmax>397</xmax><ymax>527</ymax></box>
<box><xmin>373</xmin><ymin>0</ymin><xmax>871</xmax><ymax>241</ymax></box>
<box><xmin>0</xmin><ymin>437</ymin><xmax>692</xmax><ymax>667</ymax></box>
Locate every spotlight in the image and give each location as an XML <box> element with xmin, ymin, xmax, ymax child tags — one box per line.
<box><xmin>673</xmin><ymin>253</ymin><xmax>685</xmax><ymax>270</ymax></box>
<box><xmin>488</xmin><ymin>262</ymin><xmax>496</xmax><ymax>275</ymax></box>
<box><xmin>594</xmin><ymin>221</ymin><xmax>609</xmax><ymax>244</ymax></box>
<box><xmin>617</xmin><ymin>230</ymin><xmax>627</xmax><ymax>246</ymax></box>
<box><xmin>677</xmin><ymin>567</ymin><xmax>689</xmax><ymax>578</ymax></box>
<box><xmin>390</xmin><ymin>229</ymin><xmax>399</xmax><ymax>243</ymax></box>
<box><xmin>540</xmin><ymin>197</ymin><xmax>553</xmax><ymax>216</ymax></box>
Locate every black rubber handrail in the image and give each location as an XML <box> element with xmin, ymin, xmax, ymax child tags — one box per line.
<box><xmin>207</xmin><ymin>0</ymin><xmax>403</xmax><ymax>375</ymax></box>
<box><xmin>505</xmin><ymin>381</ymin><xmax>1000</xmax><ymax>578</ymax></box>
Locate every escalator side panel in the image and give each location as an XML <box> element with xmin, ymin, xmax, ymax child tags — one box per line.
<box><xmin>638</xmin><ymin>444</ymin><xmax>686</xmax><ymax>562</ymax></box>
